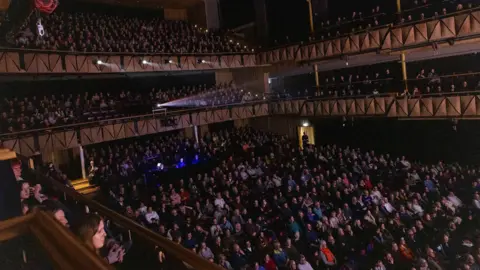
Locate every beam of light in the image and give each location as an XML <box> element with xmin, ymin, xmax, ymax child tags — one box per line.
<box><xmin>156</xmin><ymin>87</ymin><xmax>262</xmax><ymax>108</ymax></box>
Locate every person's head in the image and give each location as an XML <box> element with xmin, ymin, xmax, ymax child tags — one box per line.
<box><xmin>50</xmin><ymin>207</ymin><xmax>69</xmax><ymax>227</ymax></box>
<box><xmin>76</xmin><ymin>214</ymin><xmax>106</xmax><ymax>252</ymax></box>
<box><xmin>19</xmin><ymin>181</ymin><xmax>30</xmax><ymax>201</ymax></box>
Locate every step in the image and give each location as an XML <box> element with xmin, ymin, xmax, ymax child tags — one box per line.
<box><xmin>73</xmin><ymin>182</ymin><xmax>90</xmax><ymax>190</ymax></box>
<box><xmin>77</xmin><ymin>186</ymin><xmax>99</xmax><ymax>195</ymax></box>
<box><xmin>71</xmin><ymin>178</ymin><xmax>89</xmax><ymax>185</ymax></box>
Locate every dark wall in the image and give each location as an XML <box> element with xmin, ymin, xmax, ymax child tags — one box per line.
<box><xmin>266</xmin><ymin>0</ymin><xmax>310</xmax><ymax>45</ymax></box>
<box><xmin>219</xmin><ymin>0</ymin><xmax>255</xmax><ymax>29</ymax></box>
<box><xmin>314</xmin><ymin>118</ymin><xmax>480</xmax><ymax>165</ymax></box>
<box><xmin>0</xmin><ymin>73</ymin><xmax>216</xmax><ymax>98</ymax></box>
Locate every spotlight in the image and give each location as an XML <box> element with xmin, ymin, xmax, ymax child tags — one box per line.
<box><xmin>164</xmin><ymin>59</ymin><xmax>174</xmax><ymax>64</ymax></box>
<box><xmin>142</xmin><ymin>59</ymin><xmax>148</xmax><ymax>64</ymax></box>
<box><xmin>195</xmin><ymin>24</ymin><xmax>197</xmax><ymax>28</ymax></box>
<box><xmin>237</xmin><ymin>42</ymin><xmax>240</xmax><ymax>45</ymax></box>
<box><xmin>156</xmin><ymin>104</ymin><xmax>161</xmax><ymax>108</ymax></box>
<box><xmin>252</xmin><ymin>49</ymin><xmax>255</xmax><ymax>52</ymax></box>
<box><xmin>197</xmin><ymin>59</ymin><xmax>206</xmax><ymax>64</ymax></box>
<box><xmin>230</xmin><ymin>39</ymin><xmax>233</xmax><ymax>43</ymax></box>
<box><xmin>345</xmin><ymin>61</ymin><xmax>349</xmax><ymax>66</ymax></box>
<box><xmin>205</xmin><ymin>29</ymin><xmax>208</xmax><ymax>33</ymax></box>
<box><xmin>302</xmin><ymin>121</ymin><xmax>309</xmax><ymax>127</ymax></box>
<box><xmin>96</xmin><ymin>60</ymin><xmax>103</xmax><ymax>65</ymax></box>
<box><xmin>168</xmin><ymin>59</ymin><xmax>174</xmax><ymax>64</ymax></box>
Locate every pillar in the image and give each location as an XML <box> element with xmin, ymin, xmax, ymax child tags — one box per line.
<box><xmin>306</xmin><ymin>0</ymin><xmax>315</xmax><ymax>35</ymax></box>
<box><xmin>396</xmin><ymin>0</ymin><xmax>402</xmax><ymax>13</ymax></box>
<box><xmin>204</xmin><ymin>0</ymin><xmax>220</xmax><ymax>29</ymax></box>
<box><xmin>400</xmin><ymin>52</ymin><xmax>408</xmax><ymax>91</ymax></box>
<box><xmin>254</xmin><ymin>0</ymin><xmax>269</xmax><ymax>45</ymax></box>
<box><xmin>194</xmin><ymin>125</ymin><xmax>199</xmax><ymax>144</ymax></box>
<box><xmin>314</xmin><ymin>64</ymin><xmax>320</xmax><ymax>91</ymax></box>
<box><xmin>79</xmin><ymin>145</ymin><xmax>86</xmax><ymax>180</ymax></box>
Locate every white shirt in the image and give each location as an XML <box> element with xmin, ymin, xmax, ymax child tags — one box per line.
<box><xmin>371</xmin><ymin>191</ymin><xmax>383</xmax><ymax>205</ymax></box>
<box><xmin>448</xmin><ymin>195</ymin><xmax>462</xmax><ymax>207</ymax></box>
<box><xmin>145</xmin><ymin>211</ymin><xmax>159</xmax><ymax>223</ymax></box>
<box><xmin>383</xmin><ymin>202</ymin><xmax>395</xmax><ymax>213</ymax></box>
<box><xmin>473</xmin><ymin>199</ymin><xmax>480</xmax><ymax>209</ymax></box>
<box><xmin>214</xmin><ymin>198</ymin><xmax>226</xmax><ymax>209</ymax></box>
<box><xmin>412</xmin><ymin>204</ymin><xmax>424</xmax><ymax>216</ymax></box>
<box><xmin>138</xmin><ymin>206</ymin><xmax>147</xmax><ymax>215</ymax></box>
<box><xmin>298</xmin><ymin>262</ymin><xmax>314</xmax><ymax>270</ymax></box>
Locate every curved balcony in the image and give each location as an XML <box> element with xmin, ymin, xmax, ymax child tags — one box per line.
<box><xmin>0</xmin><ymin>48</ymin><xmax>257</xmax><ymax>73</ymax></box>
<box><xmin>3</xmin><ymin>91</ymin><xmax>480</xmax><ymax>156</ymax></box>
<box><xmin>258</xmin><ymin>7</ymin><xmax>480</xmax><ymax>65</ymax></box>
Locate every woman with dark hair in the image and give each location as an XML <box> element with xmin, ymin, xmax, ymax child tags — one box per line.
<box><xmin>76</xmin><ymin>214</ymin><xmax>125</xmax><ymax>264</ymax></box>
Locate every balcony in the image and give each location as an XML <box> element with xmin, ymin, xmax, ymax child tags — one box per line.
<box><xmin>257</xmin><ymin>7</ymin><xmax>480</xmax><ymax>65</ymax></box>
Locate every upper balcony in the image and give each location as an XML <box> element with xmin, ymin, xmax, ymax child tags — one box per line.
<box><xmin>257</xmin><ymin>6</ymin><xmax>480</xmax><ymax>65</ymax></box>
<box><xmin>2</xmin><ymin>6</ymin><xmax>480</xmax><ymax>74</ymax></box>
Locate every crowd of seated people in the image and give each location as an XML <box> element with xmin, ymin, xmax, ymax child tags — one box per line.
<box><xmin>74</xmin><ymin>126</ymin><xmax>480</xmax><ymax>270</ymax></box>
<box><xmin>311</xmin><ymin>5</ymin><xmax>386</xmax><ymax>42</ymax></box>
<box><xmin>274</xmin><ymin>0</ymin><xmax>476</xmax><ymax>46</ymax></box>
<box><xmin>0</xmin><ymin>82</ymin><xmax>257</xmax><ymax>133</ymax></box>
<box><xmin>276</xmin><ymin>63</ymin><xmax>401</xmax><ymax>98</ymax></box>
<box><xmin>397</xmin><ymin>0</ymin><xmax>475</xmax><ymax>24</ymax></box>
<box><xmin>4</xmin><ymin>158</ymin><xmax>133</xmax><ymax>268</ymax></box>
<box><xmin>14</xmin><ymin>10</ymin><xmax>249</xmax><ymax>53</ymax></box>
<box><xmin>400</xmin><ymin>53</ymin><xmax>480</xmax><ymax>96</ymax></box>
<box><xmin>84</xmin><ymin>130</ymin><xmax>231</xmax><ymax>182</ymax></box>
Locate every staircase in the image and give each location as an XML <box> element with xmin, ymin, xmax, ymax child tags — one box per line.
<box><xmin>71</xmin><ymin>178</ymin><xmax>99</xmax><ymax>195</ymax></box>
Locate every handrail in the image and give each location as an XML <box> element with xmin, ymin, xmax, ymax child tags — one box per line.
<box><xmin>0</xmin><ymin>209</ymin><xmax>112</xmax><ymax>270</ymax></box>
<box><xmin>0</xmin><ymin>47</ymin><xmax>255</xmax><ymax>56</ymax></box>
<box><xmin>0</xmin><ymin>212</ymin><xmax>33</xmax><ymax>241</ymax></box>
<box><xmin>407</xmin><ymin>70</ymin><xmax>480</xmax><ymax>82</ymax></box>
<box><xmin>317</xmin><ymin>12</ymin><xmax>386</xmax><ymax>33</ymax></box>
<box><xmin>392</xmin><ymin>5</ymin><xmax>480</xmax><ymax>28</ymax></box>
<box><xmin>36</xmin><ymin>169</ymin><xmax>224</xmax><ymax>270</ymax></box>
<box><xmin>266</xmin><ymin>5</ymin><xmax>480</xmax><ymax>52</ymax></box>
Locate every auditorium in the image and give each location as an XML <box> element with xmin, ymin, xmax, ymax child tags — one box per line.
<box><xmin>1</xmin><ymin>0</ymin><xmax>480</xmax><ymax>269</ymax></box>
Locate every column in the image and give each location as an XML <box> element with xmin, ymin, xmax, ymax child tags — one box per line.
<box><xmin>400</xmin><ymin>52</ymin><xmax>408</xmax><ymax>91</ymax></box>
<box><xmin>314</xmin><ymin>64</ymin><xmax>320</xmax><ymax>91</ymax></box>
<box><xmin>254</xmin><ymin>0</ymin><xmax>269</xmax><ymax>45</ymax></box>
<box><xmin>194</xmin><ymin>125</ymin><xmax>199</xmax><ymax>144</ymax></box>
<box><xmin>306</xmin><ymin>0</ymin><xmax>315</xmax><ymax>35</ymax></box>
<box><xmin>79</xmin><ymin>145</ymin><xmax>86</xmax><ymax>180</ymax></box>
<box><xmin>204</xmin><ymin>0</ymin><xmax>220</xmax><ymax>29</ymax></box>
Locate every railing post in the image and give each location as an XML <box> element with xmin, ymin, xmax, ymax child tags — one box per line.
<box><xmin>22</xmin><ymin>249</ymin><xmax>27</xmax><ymax>263</ymax></box>
<box><xmin>28</xmin><ymin>158</ymin><xmax>34</xmax><ymax>170</ymax></box>
<box><xmin>79</xmin><ymin>145</ymin><xmax>86</xmax><ymax>180</ymax></box>
<box><xmin>400</xmin><ymin>52</ymin><xmax>408</xmax><ymax>92</ymax></box>
<box><xmin>306</xmin><ymin>0</ymin><xmax>315</xmax><ymax>36</ymax></box>
<box><xmin>193</xmin><ymin>126</ymin><xmax>199</xmax><ymax>144</ymax></box>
